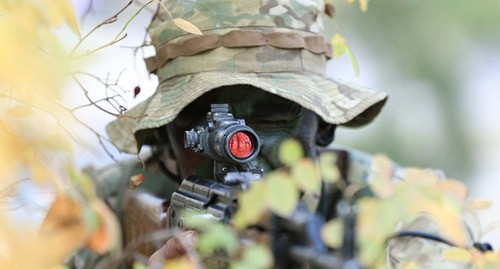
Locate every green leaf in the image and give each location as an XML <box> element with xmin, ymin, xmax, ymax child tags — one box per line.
<box><xmin>183</xmin><ymin>211</ymin><xmax>214</xmax><ymax>228</ymax></box>
<box><xmin>232</xmin><ymin>182</ymin><xmax>268</xmax><ymax>229</ymax></box>
<box><xmin>67</xmin><ymin>163</ymin><xmax>96</xmax><ymax>199</ymax></box>
<box><xmin>319</xmin><ymin>152</ymin><xmax>340</xmax><ymax>183</ymax></box>
<box><xmin>132</xmin><ymin>261</ymin><xmax>148</xmax><ymax>269</ymax></box>
<box><xmin>83</xmin><ymin>205</ymin><xmax>99</xmax><ymax>231</ymax></box>
<box><xmin>231</xmin><ymin>244</ymin><xmax>273</xmax><ymax>269</ymax></box>
<box><xmin>246</xmin><ymin>244</ymin><xmax>273</xmax><ymax>268</ymax></box>
<box><xmin>279</xmin><ymin>139</ymin><xmax>304</xmax><ymax>166</ymax></box>
<box><xmin>321</xmin><ymin>219</ymin><xmax>343</xmax><ymax>248</ymax></box>
<box><xmin>332</xmin><ymin>34</ymin><xmax>348</xmax><ymax>58</ymax></box>
<box><xmin>198</xmin><ymin>221</ymin><xmax>239</xmax><ymax>256</ymax></box>
<box><xmin>266</xmin><ymin>172</ymin><xmax>299</xmax><ymax>217</ymax></box>
<box><xmin>291</xmin><ymin>159</ymin><xmax>321</xmax><ymax>193</ymax></box>
<box><xmin>347</xmin><ymin>46</ymin><xmax>360</xmax><ymax>77</ymax></box>
<box><xmin>359</xmin><ymin>240</ymin><xmax>385</xmax><ymax>266</ymax></box>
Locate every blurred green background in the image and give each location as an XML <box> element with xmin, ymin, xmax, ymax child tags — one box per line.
<box><xmin>327</xmin><ymin>1</ymin><xmax>500</xmax><ymax>244</ymax></box>
<box><xmin>330</xmin><ymin>0</ymin><xmax>500</xmax><ymax>181</ymax></box>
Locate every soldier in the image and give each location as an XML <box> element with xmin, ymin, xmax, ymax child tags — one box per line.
<box><xmin>71</xmin><ymin>0</ymin><xmax>480</xmax><ymax>268</ymax></box>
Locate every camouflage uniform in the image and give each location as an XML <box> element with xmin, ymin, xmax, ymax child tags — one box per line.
<box><xmin>71</xmin><ymin>1</ymin><xmax>479</xmax><ymax>268</ymax></box>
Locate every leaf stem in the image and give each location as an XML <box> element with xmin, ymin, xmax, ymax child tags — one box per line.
<box><xmin>155</xmin><ymin>0</ymin><xmax>174</xmax><ymax>20</ymax></box>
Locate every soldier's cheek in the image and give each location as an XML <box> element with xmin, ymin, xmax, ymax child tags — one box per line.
<box><xmin>255</xmin><ymin>138</ymin><xmax>285</xmax><ymax>172</ymax></box>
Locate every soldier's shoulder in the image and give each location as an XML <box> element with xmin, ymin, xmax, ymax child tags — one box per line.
<box><xmin>322</xmin><ymin>146</ymin><xmax>404</xmax><ymax>185</ymax></box>
<box><xmin>82</xmin><ymin>154</ymin><xmax>179</xmax><ymax>196</ymax></box>
<box><xmin>81</xmin><ymin>154</ymin><xmax>179</xmax><ymax>216</ymax></box>
<box><xmin>82</xmin><ymin>158</ymin><xmax>141</xmax><ymax>197</ymax></box>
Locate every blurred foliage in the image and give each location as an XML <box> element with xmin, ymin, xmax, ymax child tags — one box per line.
<box><xmin>182</xmin><ymin>210</ymin><xmax>273</xmax><ymax>269</ymax></box>
<box><xmin>0</xmin><ymin>1</ymin><xmax>205</xmax><ymax>268</ymax></box>
<box><xmin>188</xmin><ymin>139</ymin><xmax>500</xmax><ymax>268</ymax></box>
<box><xmin>3</xmin><ymin>0</ymin><xmax>500</xmax><ymax>268</ymax></box>
<box><xmin>332</xmin><ymin>0</ymin><xmax>500</xmax><ymax>179</ymax></box>
<box><xmin>0</xmin><ymin>0</ymin><xmax>141</xmax><ymax>267</ymax></box>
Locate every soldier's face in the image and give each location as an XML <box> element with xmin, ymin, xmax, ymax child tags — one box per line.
<box><xmin>165</xmin><ymin>86</ymin><xmax>328</xmax><ymax>179</ymax></box>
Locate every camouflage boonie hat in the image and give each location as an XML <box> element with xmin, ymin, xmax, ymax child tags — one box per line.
<box><xmin>107</xmin><ymin>0</ymin><xmax>388</xmax><ymax>154</ymax></box>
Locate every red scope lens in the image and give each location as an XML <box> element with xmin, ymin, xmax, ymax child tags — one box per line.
<box><xmin>228</xmin><ymin>131</ymin><xmax>254</xmax><ymax>159</ymax></box>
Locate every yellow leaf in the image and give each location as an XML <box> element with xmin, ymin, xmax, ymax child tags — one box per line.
<box><xmin>437</xmin><ymin>180</ymin><xmax>469</xmax><ymax>202</ymax></box>
<box><xmin>59</xmin><ymin>0</ymin><xmax>81</xmax><ymax>37</ymax></box>
<box><xmin>232</xmin><ymin>182</ymin><xmax>268</xmax><ymax>229</ymax></box>
<box><xmin>404</xmin><ymin>168</ymin><xmax>438</xmax><ymax>184</ymax></box>
<box><xmin>359</xmin><ymin>0</ymin><xmax>369</xmax><ymax>12</ymax></box>
<box><xmin>442</xmin><ymin>247</ymin><xmax>473</xmax><ymax>262</ymax></box>
<box><xmin>173</xmin><ymin>18</ymin><xmax>203</xmax><ymax>35</ymax></box>
<box><xmin>164</xmin><ymin>256</ymin><xmax>197</xmax><ymax>269</ymax></box>
<box><xmin>236</xmin><ymin>244</ymin><xmax>273</xmax><ymax>268</ymax></box>
<box><xmin>401</xmin><ymin>262</ymin><xmax>418</xmax><ymax>269</ymax></box>
<box><xmin>480</xmin><ymin>251</ymin><xmax>500</xmax><ymax>268</ymax></box>
<box><xmin>347</xmin><ymin>46</ymin><xmax>360</xmax><ymax>77</ymax></box>
<box><xmin>422</xmin><ymin>203</ymin><xmax>467</xmax><ymax>246</ymax></box>
<box><xmin>31</xmin><ymin>158</ymin><xmax>58</xmax><ymax>183</ymax></box>
<box><xmin>266</xmin><ymin>172</ymin><xmax>299</xmax><ymax>217</ymax></box>
<box><xmin>371</xmin><ymin>154</ymin><xmax>393</xmax><ymax>179</ymax></box>
<box><xmin>468</xmin><ymin>199</ymin><xmax>492</xmax><ymax>210</ymax></box>
<box><xmin>332</xmin><ymin>34</ymin><xmax>348</xmax><ymax>58</ymax></box>
<box><xmin>279</xmin><ymin>139</ymin><xmax>304</xmax><ymax>166</ymax></box>
<box><xmin>39</xmin><ymin>131</ymin><xmax>72</xmax><ymax>153</ymax></box>
<box><xmin>358</xmin><ymin>239</ymin><xmax>385</xmax><ymax>266</ymax></box>
<box><xmin>319</xmin><ymin>152</ymin><xmax>340</xmax><ymax>183</ymax></box>
<box><xmin>321</xmin><ymin>219</ymin><xmax>343</xmax><ymax>248</ymax></box>
<box><xmin>133</xmin><ymin>261</ymin><xmax>148</xmax><ymax>269</ymax></box>
<box><xmin>39</xmin><ymin>195</ymin><xmax>87</xmax><ymax>265</ymax></box>
<box><xmin>291</xmin><ymin>159</ymin><xmax>321</xmax><ymax>193</ymax></box>
<box><xmin>8</xmin><ymin>105</ymin><xmax>33</xmax><ymax>118</ymax></box>
<box><xmin>369</xmin><ymin>155</ymin><xmax>396</xmax><ymax>198</ymax></box>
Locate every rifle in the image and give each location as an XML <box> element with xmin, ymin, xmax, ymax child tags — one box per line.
<box><xmin>166</xmin><ymin>103</ymin><xmax>365</xmax><ymax>268</ymax></box>
<box><xmin>167</xmin><ymin>103</ymin><xmax>263</xmax><ymax>228</ymax></box>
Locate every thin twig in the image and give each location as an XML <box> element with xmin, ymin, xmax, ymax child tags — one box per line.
<box><xmin>113</xmin><ymin>0</ymin><xmax>154</xmax><ymax>45</ymax></box>
<box><xmin>70</xmin><ymin>0</ymin><xmax>134</xmax><ymax>56</ymax></box>
<box><xmin>71</xmin><ymin>74</ymin><xmax>123</xmax><ymax>117</ymax></box>
<box><xmin>75</xmin><ymin>0</ymin><xmax>155</xmax><ymax>57</ymax></box>
<box><xmin>70</xmin><ymin>95</ymin><xmax>122</xmax><ymax>112</ymax></box>
<box><xmin>72</xmin><ymin>70</ymin><xmax>128</xmax><ymax>114</ymax></box>
<box><xmin>132</xmin><ymin>0</ymin><xmax>157</xmax><ymax>14</ymax></box>
<box><xmin>39</xmin><ymin>91</ymin><xmax>120</xmax><ymax>163</ymax></box>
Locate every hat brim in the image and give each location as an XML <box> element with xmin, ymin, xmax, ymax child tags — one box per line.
<box><xmin>106</xmin><ymin>71</ymin><xmax>387</xmax><ymax>154</ymax></box>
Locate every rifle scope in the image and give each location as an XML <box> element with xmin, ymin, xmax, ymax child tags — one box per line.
<box><xmin>184</xmin><ymin>104</ymin><xmax>260</xmax><ymax>164</ymax></box>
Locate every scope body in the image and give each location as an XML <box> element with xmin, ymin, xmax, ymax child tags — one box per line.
<box><xmin>184</xmin><ymin>104</ymin><xmax>260</xmax><ymax>164</ymax></box>
<box><xmin>169</xmin><ymin>104</ymin><xmax>263</xmax><ymax>229</ymax></box>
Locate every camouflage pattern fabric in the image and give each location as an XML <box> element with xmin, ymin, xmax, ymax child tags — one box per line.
<box><xmin>387</xmin><ymin>213</ymin><xmax>477</xmax><ymax>269</ymax></box>
<box><xmin>105</xmin><ymin>0</ymin><xmax>388</xmax><ymax>154</ymax></box>
<box><xmin>340</xmin><ymin>148</ymin><xmax>480</xmax><ymax>269</ymax></box>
